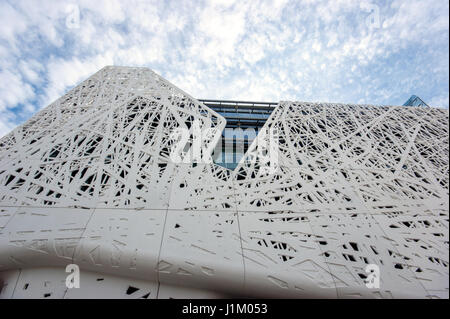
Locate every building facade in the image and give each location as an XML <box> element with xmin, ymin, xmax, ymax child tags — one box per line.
<box><xmin>0</xmin><ymin>66</ymin><xmax>448</xmax><ymax>298</ymax></box>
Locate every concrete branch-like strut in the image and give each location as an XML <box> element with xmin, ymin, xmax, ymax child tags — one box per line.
<box><xmin>0</xmin><ymin>66</ymin><xmax>448</xmax><ymax>299</ymax></box>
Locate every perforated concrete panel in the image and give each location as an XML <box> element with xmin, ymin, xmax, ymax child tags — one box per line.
<box><xmin>73</xmin><ymin>208</ymin><xmax>166</xmax><ymax>281</ymax></box>
<box><xmin>0</xmin><ymin>66</ymin><xmax>448</xmax><ymax>298</ymax></box>
<box><xmin>158</xmin><ymin>210</ymin><xmax>244</xmax><ymax>295</ymax></box>
<box><xmin>0</xmin><ymin>207</ymin><xmax>94</xmax><ymax>270</ymax></box>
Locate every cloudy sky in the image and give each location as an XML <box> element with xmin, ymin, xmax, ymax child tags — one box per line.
<box><xmin>0</xmin><ymin>0</ymin><xmax>448</xmax><ymax>137</ymax></box>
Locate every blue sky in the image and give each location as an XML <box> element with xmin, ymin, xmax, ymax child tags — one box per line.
<box><xmin>0</xmin><ymin>0</ymin><xmax>448</xmax><ymax>137</ymax></box>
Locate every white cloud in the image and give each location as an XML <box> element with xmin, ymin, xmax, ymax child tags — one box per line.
<box><xmin>0</xmin><ymin>69</ymin><xmax>35</xmax><ymax>111</ymax></box>
<box><xmin>0</xmin><ymin>0</ymin><xmax>448</xmax><ymax>138</ymax></box>
<box><xmin>19</xmin><ymin>59</ymin><xmax>44</xmax><ymax>84</ymax></box>
<box><xmin>429</xmin><ymin>94</ymin><xmax>449</xmax><ymax>108</ymax></box>
<box><xmin>0</xmin><ymin>3</ymin><xmax>27</xmax><ymax>45</ymax></box>
<box><xmin>0</xmin><ymin>110</ymin><xmax>17</xmax><ymax>137</ymax></box>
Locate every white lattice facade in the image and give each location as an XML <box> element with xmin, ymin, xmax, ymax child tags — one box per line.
<box><xmin>0</xmin><ymin>66</ymin><xmax>448</xmax><ymax>299</ymax></box>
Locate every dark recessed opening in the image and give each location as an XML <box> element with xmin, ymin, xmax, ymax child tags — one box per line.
<box><xmin>126</xmin><ymin>286</ymin><xmax>140</xmax><ymax>295</ymax></box>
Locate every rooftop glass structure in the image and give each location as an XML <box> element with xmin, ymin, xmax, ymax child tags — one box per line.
<box><xmin>403</xmin><ymin>95</ymin><xmax>429</xmax><ymax>107</ymax></box>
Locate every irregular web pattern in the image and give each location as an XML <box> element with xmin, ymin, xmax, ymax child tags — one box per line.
<box><xmin>0</xmin><ymin>66</ymin><xmax>448</xmax><ymax>299</ymax></box>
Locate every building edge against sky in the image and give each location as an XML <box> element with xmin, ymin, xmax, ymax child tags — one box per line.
<box><xmin>0</xmin><ymin>66</ymin><xmax>448</xmax><ymax>299</ymax></box>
